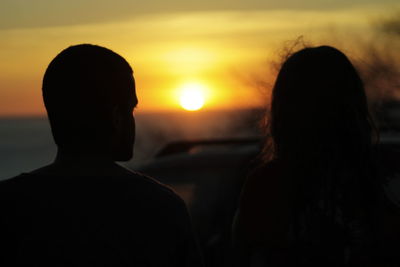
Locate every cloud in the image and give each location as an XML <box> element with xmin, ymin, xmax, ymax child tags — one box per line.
<box><xmin>0</xmin><ymin>0</ymin><xmax>398</xmax><ymax>30</ymax></box>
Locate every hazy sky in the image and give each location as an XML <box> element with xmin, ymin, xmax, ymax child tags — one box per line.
<box><xmin>0</xmin><ymin>0</ymin><xmax>398</xmax><ymax>115</ymax></box>
<box><xmin>1</xmin><ymin>0</ymin><xmax>398</xmax><ymax>29</ymax></box>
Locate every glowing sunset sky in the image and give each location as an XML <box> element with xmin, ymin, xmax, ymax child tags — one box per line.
<box><xmin>0</xmin><ymin>0</ymin><xmax>398</xmax><ymax>116</ymax></box>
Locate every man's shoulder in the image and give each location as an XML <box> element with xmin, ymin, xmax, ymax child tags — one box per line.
<box><xmin>0</xmin><ymin>174</ymin><xmax>38</xmax><ymax>202</ymax></box>
<box><xmin>102</xmin><ymin>169</ymin><xmax>190</xmax><ymax>224</ymax></box>
<box><xmin>0</xmin><ymin>169</ymin><xmax>184</xmax><ymax>206</ymax></box>
<box><xmin>0</xmin><ymin>173</ymin><xmax>30</xmax><ymax>188</ymax></box>
<box><xmin>121</xmin><ymin>169</ymin><xmax>184</xmax><ymax>204</ymax></box>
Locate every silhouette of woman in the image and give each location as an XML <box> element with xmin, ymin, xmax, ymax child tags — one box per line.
<box><xmin>234</xmin><ymin>46</ymin><xmax>381</xmax><ymax>266</ymax></box>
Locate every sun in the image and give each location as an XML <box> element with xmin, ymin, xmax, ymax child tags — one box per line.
<box><xmin>179</xmin><ymin>83</ymin><xmax>206</xmax><ymax>111</ymax></box>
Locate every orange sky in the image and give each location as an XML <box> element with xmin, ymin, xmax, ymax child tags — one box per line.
<box><xmin>0</xmin><ymin>1</ymin><xmax>398</xmax><ymax>116</ymax></box>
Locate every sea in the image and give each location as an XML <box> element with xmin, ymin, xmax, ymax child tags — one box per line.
<box><xmin>0</xmin><ymin>109</ymin><xmax>262</xmax><ymax>179</ymax></box>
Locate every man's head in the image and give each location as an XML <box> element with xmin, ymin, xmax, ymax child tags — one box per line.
<box><xmin>42</xmin><ymin>44</ymin><xmax>137</xmax><ymax>161</ymax></box>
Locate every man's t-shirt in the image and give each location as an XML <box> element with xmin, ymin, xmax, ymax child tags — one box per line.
<box><xmin>0</xmin><ymin>172</ymin><xmax>203</xmax><ymax>266</ymax></box>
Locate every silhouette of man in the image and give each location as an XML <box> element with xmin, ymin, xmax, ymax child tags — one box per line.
<box><xmin>0</xmin><ymin>44</ymin><xmax>203</xmax><ymax>266</ymax></box>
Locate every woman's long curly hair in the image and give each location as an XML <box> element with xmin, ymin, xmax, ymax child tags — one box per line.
<box><xmin>261</xmin><ymin>45</ymin><xmax>379</xmax><ymax>263</ymax></box>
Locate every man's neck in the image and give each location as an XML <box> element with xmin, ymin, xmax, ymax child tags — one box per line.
<box><xmin>54</xmin><ymin>149</ymin><xmax>114</xmax><ymax>166</ymax></box>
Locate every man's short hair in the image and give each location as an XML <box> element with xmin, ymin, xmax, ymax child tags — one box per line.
<box><xmin>42</xmin><ymin>44</ymin><xmax>134</xmax><ymax>148</ymax></box>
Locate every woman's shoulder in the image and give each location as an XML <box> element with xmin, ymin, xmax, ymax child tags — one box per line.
<box><xmin>237</xmin><ymin>160</ymin><xmax>292</xmax><ymax>247</ymax></box>
<box><xmin>243</xmin><ymin>160</ymin><xmax>288</xmax><ymax>196</ymax></box>
<box><xmin>241</xmin><ymin>159</ymin><xmax>293</xmax><ymax>214</ymax></box>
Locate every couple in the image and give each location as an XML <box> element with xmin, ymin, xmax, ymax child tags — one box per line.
<box><xmin>0</xmin><ymin>44</ymin><xmax>396</xmax><ymax>266</ymax></box>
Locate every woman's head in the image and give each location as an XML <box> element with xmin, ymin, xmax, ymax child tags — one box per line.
<box><xmin>267</xmin><ymin>46</ymin><xmax>374</xmax><ymax>164</ymax></box>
